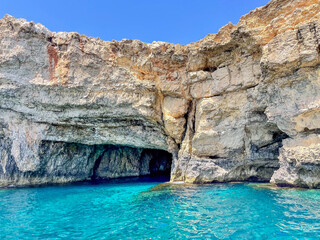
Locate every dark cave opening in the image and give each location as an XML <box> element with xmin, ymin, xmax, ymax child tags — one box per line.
<box><xmin>202</xmin><ymin>66</ymin><xmax>217</xmax><ymax>72</ymax></box>
<box><xmin>20</xmin><ymin>141</ymin><xmax>175</xmax><ymax>185</ymax></box>
<box><xmin>143</xmin><ymin>149</ymin><xmax>172</xmax><ymax>178</ymax></box>
<box><xmin>91</xmin><ymin>145</ymin><xmax>173</xmax><ymax>181</ymax></box>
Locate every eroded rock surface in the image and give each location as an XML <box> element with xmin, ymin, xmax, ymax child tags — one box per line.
<box><xmin>271</xmin><ymin>134</ymin><xmax>320</xmax><ymax>188</ymax></box>
<box><xmin>0</xmin><ymin>0</ymin><xmax>320</xmax><ymax>187</ymax></box>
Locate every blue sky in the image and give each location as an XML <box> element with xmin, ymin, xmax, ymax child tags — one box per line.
<box><xmin>1</xmin><ymin>0</ymin><xmax>270</xmax><ymax>45</ymax></box>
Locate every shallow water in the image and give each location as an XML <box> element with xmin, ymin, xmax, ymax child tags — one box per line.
<box><xmin>1</xmin><ymin>178</ymin><xmax>320</xmax><ymax>239</ymax></box>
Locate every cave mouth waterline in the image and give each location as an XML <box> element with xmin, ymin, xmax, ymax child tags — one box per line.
<box><xmin>89</xmin><ymin>144</ymin><xmax>173</xmax><ymax>182</ymax></box>
<box><xmin>0</xmin><ymin>140</ymin><xmax>174</xmax><ymax>188</ymax></box>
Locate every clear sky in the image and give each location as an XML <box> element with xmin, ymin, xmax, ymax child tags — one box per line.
<box><xmin>1</xmin><ymin>0</ymin><xmax>270</xmax><ymax>45</ymax></box>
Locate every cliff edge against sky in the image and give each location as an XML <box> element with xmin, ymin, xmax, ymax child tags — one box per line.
<box><xmin>0</xmin><ymin>0</ymin><xmax>320</xmax><ymax>188</ymax></box>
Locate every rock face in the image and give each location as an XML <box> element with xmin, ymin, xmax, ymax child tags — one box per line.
<box><xmin>0</xmin><ymin>0</ymin><xmax>320</xmax><ymax>187</ymax></box>
<box><xmin>271</xmin><ymin>134</ymin><xmax>320</xmax><ymax>188</ymax></box>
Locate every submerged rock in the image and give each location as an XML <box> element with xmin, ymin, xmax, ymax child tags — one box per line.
<box><xmin>0</xmin><ymin>0</ymin><xmax>320</xmax><ymax>187</ymax></box>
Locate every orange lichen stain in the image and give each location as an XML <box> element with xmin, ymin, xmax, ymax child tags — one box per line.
<box><xmin>47</xmin><ymin>44</ymin><xmax>59</xmax><ymax>81</ymax></box>
<box><xmin>131</xmin><ymin>65</ymin><xmax>158</xmax><ymax>81</ymax></box>
<box><xmin>166</xmin><ymin>72</ymin><xmax>178</xmax><ymax>82</ymax></box>
<box><xmin>56</xmin><ymin>62</ymin><xmax>70</xmax><ymax>85</ymax></box>
<box><xmin>116</xmin><ymin>56</ymin><xmax>132</xmax><ymax>67</ymax></box>
<box><xmin>115</xmin><ymin>55</ymin><xmax>158</xmax><ymax>81</ymax></box>
<box><xmin>160</xmin><ymin>45</ymin><xmax>167</xmax><ymax>52</ymax></box>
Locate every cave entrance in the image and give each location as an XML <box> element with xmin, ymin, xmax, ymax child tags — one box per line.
<box><xmin>92</xmin><ymin>145</ymin><xmax>172</xmax><ymax>181</ymax></box>
<box><xmin>142</xmin><ymin>149</ymin><xmax>172</xmax><ymax>178</ymax></box>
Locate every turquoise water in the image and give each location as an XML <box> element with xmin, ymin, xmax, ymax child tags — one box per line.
<box><xmin>1</xmin><ymin>178</ymin><xmax>320</xmax><ymax>239</ymax></box>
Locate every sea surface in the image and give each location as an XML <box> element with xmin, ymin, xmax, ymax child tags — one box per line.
<box><xmin>0</xmin><ymin>177</ymin><xmax>320</xmax><ymax>239</ymax></box>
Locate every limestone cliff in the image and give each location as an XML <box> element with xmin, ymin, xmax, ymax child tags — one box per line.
<box><xmin>0</xmin><ymin>0</ymin><xmax>320</xmax><ymax>188</ymax></box>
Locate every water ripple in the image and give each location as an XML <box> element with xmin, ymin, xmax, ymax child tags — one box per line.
<box><xmin>1</xmin><ymin>181</ymin><xmax>320</xmax><ymax>239</ymax></box>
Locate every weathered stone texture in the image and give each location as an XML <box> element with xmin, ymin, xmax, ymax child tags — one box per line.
<box><xmin>1</xmin><ymin>0</ymin><xmax>320</xmax><ymax>187</ymax></box>
<box><xmin>271</xmin><ymin>134</ymin><xmax>320</xmax><ymax>188</ymax></box>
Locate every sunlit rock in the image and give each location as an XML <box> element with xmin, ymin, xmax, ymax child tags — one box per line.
<box><xmin>1</xmin><ymin>0</ymin><xmax>320</xmax><ymax>187</ymax></box>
